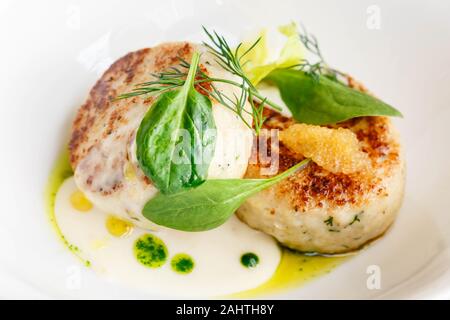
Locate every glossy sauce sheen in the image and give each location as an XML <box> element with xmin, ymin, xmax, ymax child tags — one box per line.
<box><xmin>46</xmin><ymin>151</ymin><xmax>348</xmax><ymax>297</ymax></box>
<box><xmin>54</xmin><ymin>177</ymin><xmax>281</xmax><ymax>296</ymax></box>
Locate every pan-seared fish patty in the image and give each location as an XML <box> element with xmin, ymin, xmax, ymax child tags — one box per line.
<box><xmin>69</xmin><ymin>42</ymin><xmax>253</xmax><ymax>229</ymax></box>
<box><xmin>236</xmin><ymin>108</ymin><xmax>405</xmax><ymax>254</ymax></box>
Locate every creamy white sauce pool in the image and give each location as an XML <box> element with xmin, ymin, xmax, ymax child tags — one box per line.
<box><xmin>55</xmin><ymin>177</ymin><xmax>281</xmax><ymax>297</ymax></box>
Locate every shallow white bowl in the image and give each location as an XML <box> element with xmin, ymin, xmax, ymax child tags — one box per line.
<box><xmin>1</xmin><ymin>0</ymin><xmax>450</xmax><ymax>299</ymax></box>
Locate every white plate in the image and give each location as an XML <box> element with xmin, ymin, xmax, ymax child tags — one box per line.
<box><xmin>1</xmin><ymin>0</ymin><xmax>450</xmax><ymax>299</ymax></box>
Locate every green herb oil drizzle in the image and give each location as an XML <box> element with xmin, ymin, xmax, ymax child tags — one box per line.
<box><xmin>44</xmin><ymin>148</ymin><xmax>91</xmax><ymax>267</ymax></box>
<box><xmin>171</xmin><ymin>254</ymin><xmax>195</xmax><ymax>274</ymax></box>
<box><xmin>241</xmin><ymin>252</ymin><xmax>260</xmax><ymax>268</ymax></box>
<box><xmin>134</xmin><ymin>234</ymin><xmax>168</xmax><ymax>268</ymax></box>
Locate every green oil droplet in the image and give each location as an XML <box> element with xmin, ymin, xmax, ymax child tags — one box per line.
<box><xmin>171</xmin><ymin>254</ymin><xmax>195</xmax><ymax>274</ymax></box>
<box><xmin>134</xmin><ymin>234</ymin><xmax>168</xmax><ymax>268</ymax></box>
<box><xmin>241</xmin><ymin>252</ymin><xmax>259</xmax><ymax>268</ymax></box>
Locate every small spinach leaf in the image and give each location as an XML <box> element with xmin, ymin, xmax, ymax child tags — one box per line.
<box><xmin>136</xmin><ymin>52</ymin><xmax>216</xmax><ymax>194</ymax></box>
<box><xmin>143</xmin><ymin>158</ymin><xmax>311</xmax><ymax>231</ymax></box>
<box><xmin>265</xmin><ymin>69</ymin><xmax>402</xmax><ymax>125</ymax></box>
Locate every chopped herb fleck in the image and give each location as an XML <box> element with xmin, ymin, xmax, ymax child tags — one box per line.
<box><xmin>324</xmin><ymin>216</ymin><xmax>334</xmax><ymax>226</ymax></box>
<box><xmin>349</xmin><ymin>214</ymin><xmax>361</xmax><ymax>226</ymax></box>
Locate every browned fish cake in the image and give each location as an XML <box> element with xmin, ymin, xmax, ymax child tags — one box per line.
<box><xmin>69</xmin><ymin>42</ymin><xmax>254</xmax><ymax>229</ymax></box>
<box><xmin>70</xmin><ymin>42</ymin><xmax>194</xmax><ymax>169</ymax></box>
<box><xmin>236</xmin><ymin>80</ymin><xmax>405</xmax><ymax>254</ymax></box>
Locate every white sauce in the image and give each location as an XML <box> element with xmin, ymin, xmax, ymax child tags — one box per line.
<box><xmin>55</xmin><ymin>177</ymin><xmax>281</xmax><ymax>297</ymax></box>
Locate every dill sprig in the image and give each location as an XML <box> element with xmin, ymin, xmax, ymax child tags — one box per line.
<box><xmin>115</xmin><ymin>27</ymin><xmax>283</xmax><ymax>134</ymax></box>
<box><xmin>296</xmin><ymin>25</ymin><xmax>346</xmax><ymax>82</ymax></box>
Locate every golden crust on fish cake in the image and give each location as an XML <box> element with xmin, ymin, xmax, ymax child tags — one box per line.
<box><xmin>247</xmin><ymin>110</ymin><xmax>401</xmax><ymax>211</ymax></box>
<box><xmin>236</xmin><ymin>78</ymin><xmax>405</xmax><ymax>254</ymax></box>
<box><xmin>69</xmin><ymin>42</ymin><xmax>195</xmax><ymax>168</ymax></box>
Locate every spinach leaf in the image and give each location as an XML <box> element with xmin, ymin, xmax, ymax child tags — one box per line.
<box><xmin>143</xmin><ymin>158</ymin><xmax>311</xmax><ymax>231</ymax></box>
<box><xmin>265</xmin><ymin>69</ymin><xmax>402</xmax><ymax>125</ymax></box>
<box><xmin>136</xmin><ymin>52</ymin><xmax>216</xmax><ymax>195</ymax></box>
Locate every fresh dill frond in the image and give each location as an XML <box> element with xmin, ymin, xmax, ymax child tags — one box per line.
<box><xmin>296</xmin><ymin>24</ymin><xmax>346</xmax><ymax>82</ymax></box>
<box><xmin>201</xmin><ymin>27</ymin><xmax>258</xmax><ymax>91</ymax></box>
<box><xmin>115</xmin><ymin>27</ymin><xmax>283</xmax><ymax>135</ymax></box>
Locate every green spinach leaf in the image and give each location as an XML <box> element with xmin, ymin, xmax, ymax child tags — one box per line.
<box><xmin>143</xmin><ymin>158</ymin><xmax>311</xmax><ymax>231</ymax></box>
<box><xmin>136</xmin><ymin>52</ymin><xmax>216</xmax><ymax>194</ymax></box>
<box><xmin>265</xmin><ymin>69</ymin><xmax>402</xmax><ymax>125</ymax></box>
